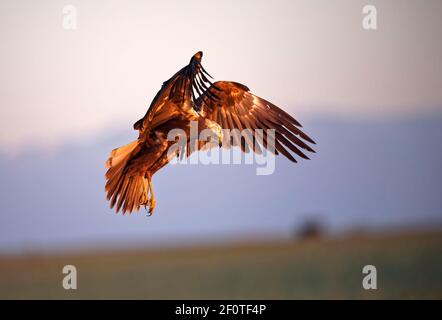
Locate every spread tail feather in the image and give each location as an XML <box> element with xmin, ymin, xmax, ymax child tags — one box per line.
<box><xmin>105</xmin><ymin>140</ymin><xmax>148</xmax><ymax>213</ymax></box>
<box><xmin>105</xmin><ymin>140</ymin><xmax>139</xmax><ymax>170</ymax></box>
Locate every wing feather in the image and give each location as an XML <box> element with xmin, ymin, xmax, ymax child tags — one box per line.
<box><xmin>133</xmin><ymin>52</ymin><xmax>218</xmax><ymax>136</ymax></box>
<box><xmin>196</xmin><ymin>81</ymin><xmax>315</xmax><ymax>162</ymax></box>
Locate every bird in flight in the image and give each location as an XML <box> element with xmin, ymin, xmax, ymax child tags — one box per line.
<box><xmin>105</xmin><ymin>51</ymin><xmax>315</xmax><ymax>215</ymax></box>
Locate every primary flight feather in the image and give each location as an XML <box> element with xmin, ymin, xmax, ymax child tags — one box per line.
<box><xmin>105</xmin><ymin>51</ymin><xmax>315</xmax><ymax>215</ymax></box>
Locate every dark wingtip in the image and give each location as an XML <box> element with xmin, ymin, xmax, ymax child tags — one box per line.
<box><xmin>302</xmin><ymin>134</ymin><xmax>316</xmax><ymax>145</ymax></box>
<box><xmin>200</xmin><ymin>65</ymin><xmax>213</xmax><ymax>79</ymax></box>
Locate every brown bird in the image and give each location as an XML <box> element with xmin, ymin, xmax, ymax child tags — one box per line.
<box><xmin>105</xmin><ymin>51</ymin><xmax>316</xmax><ymax>215</ymax></box>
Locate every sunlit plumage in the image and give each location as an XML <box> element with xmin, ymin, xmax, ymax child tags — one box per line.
<box><xmin>105</xmin><ymin>52</ymin><xmax>315</xmax><ymax>215</ymax></box>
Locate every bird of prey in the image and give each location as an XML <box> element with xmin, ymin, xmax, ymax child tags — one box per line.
<box><xmin>105</xmin><ymin>51</ymin><xmax>315</xmax><ymax>215</ymax></box>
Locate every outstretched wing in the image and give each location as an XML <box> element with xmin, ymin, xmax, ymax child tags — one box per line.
<box><xmin>133</xmin><ymin>51</ymin><xmax>217</xmax><ymax>134</ymax></box>
<box><xmin>195</xmin><ymin>81</ymin><xmax>315</xmax><ymax>162</ymax></box>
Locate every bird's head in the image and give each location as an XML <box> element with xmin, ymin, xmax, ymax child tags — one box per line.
<box><xmin>191</xmin><ymin>51</ymin><xmax>203</xmax><ymax>63</ymax></box>
<box><xmin>189</xmin><ymin>51</ymin><xmax>204</xmax><ymax>80</ymax></box>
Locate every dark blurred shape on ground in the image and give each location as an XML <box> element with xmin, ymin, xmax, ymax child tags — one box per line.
<box><xmin>294</xmin><ymin>218</ymin><xmax>326</xmax><ymax>241</ymax></box>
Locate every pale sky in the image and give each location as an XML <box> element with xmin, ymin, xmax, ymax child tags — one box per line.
<box><xmin>0</xmin><ymin>0</ymin><xmax>441</xmax><ymax>150</ymax></box>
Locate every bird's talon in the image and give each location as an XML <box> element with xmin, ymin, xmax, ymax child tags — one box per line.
<box><xmin>148</xmin><ymin>198</ymin><xmax>156</xmax><ymax>215</ymax></box>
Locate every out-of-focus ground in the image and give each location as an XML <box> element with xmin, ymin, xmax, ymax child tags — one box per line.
<box><xmin>0</xmin><ymin>230</ymin><xmax>441</xmax><ymax>299</ymax></box>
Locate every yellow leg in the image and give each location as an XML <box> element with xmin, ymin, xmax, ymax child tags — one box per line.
<box><xmin>146</xmin><ymin>173</ymin><xmax>156</xmax><ymax>216</ymax></box>
<box><xmin>148</xmin><ymin>179</ymin><xmax>156</xmax><ymax>215</ymax></box>
<box><xmin>140</xmin><ymin>177</ymin><xmax>149</xmax><ymax>207</ymax></box>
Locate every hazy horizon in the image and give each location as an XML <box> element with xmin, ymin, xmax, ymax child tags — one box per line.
<box><xmin>1</xmin><ymin>115</ymin><xmax>441</xmax><ymax>254</ymax></box>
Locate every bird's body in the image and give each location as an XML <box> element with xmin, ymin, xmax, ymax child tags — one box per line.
<box><xmin>105</xmin><ymin>52</ymin><xmax>315</xmax><ymax>214</ymax></box>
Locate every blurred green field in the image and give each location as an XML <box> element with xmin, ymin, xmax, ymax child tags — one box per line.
<box><xmin>0</xmin><ymin>230</ymin><xmax>441</xmax><ymax>299</ymax></box>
